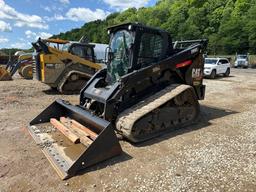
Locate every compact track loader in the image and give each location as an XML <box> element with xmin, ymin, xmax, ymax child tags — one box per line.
<box><xmin>28</xmin><ymin>23</ymin><xmax>207</xmax><ymax>179</ymax></box>
<box><xmin>0</xmin><ymin>52</ymin><xmax>33</xmax><ymax>80</ymax></box>
<box><xmin>32</xmin><ymin>38</ymin><xmax>107</xmax><ymax>93</ymax></box>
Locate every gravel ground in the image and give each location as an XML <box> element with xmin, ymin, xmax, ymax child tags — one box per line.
<box><xmin>0</xmin><ymin>69</ymin><xmax>255</xmax><ymax>192</ymax></box>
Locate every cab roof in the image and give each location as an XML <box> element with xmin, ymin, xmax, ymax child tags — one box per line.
<box><xmin>107</xmin><ymin>22</ymin><xmax>168</xmax><ymax>35</ymax></box>
<box><xmin>43</xmin><ymin>38</ymin><xmax>70</xmax><ymax>44</ymax></box>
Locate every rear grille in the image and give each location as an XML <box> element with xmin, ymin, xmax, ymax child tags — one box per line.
<box><xmin>238</xmin><ymin>61</ymin><xmax>245</xmax><ymax>65</ymax></box>
<box><xmin>33</xmin><ymin>53</ymin><xmax>41</xmax><ymax>81</ymax></box>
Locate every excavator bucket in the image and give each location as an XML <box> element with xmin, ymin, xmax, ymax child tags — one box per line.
<box><xmin>28</xmin><ymin>99</ymin><xmax>122</xmax><ymax>180</ymax></box>
<box><xmin>0</xmin><ymin>66</ymin><xmax>12</xmax><ymax>81</ymax></box>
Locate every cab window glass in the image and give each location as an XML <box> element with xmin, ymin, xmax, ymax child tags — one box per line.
<box><xmin>71</xmin><ymin>45</ymin><xmax>85</xmax><ymax>58</ymax></box>
<box><xmin>138</xmin><ymin>33</ymin><xmax>163</xmax><ymax>67</ymax></box>
<box><xmin>84</xmin><ymin>47</ymin><xmax>93</xmax><ymax>60</ymax></box>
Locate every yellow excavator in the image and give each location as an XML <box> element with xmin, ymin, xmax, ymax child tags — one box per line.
<box><xmin>0</xmin><ymin>52</ymin><xmax>33</xmax><ymax>81</ymax></box>
<box><xmin>32</xmin><ymin>38</ymin><xmax>107</xmax><ymax>93</ymax></box>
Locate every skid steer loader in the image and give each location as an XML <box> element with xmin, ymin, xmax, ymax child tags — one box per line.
<box><xmin>28</xmin><ymin>23</ymin><xmax>207</xmax><ymax>179</ymax></box>
<box><xmin>32</xmin><ymin>38</ymin><xmax>107</xmax><ymax>93</ymax></box>
<box><xmin>0</xmin><ymin>52</ymin><xmax>33</xmax><ymax>80</ymax></box>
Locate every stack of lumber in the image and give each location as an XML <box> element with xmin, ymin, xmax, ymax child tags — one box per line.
<box><xmin>50</xmin><ymin>117</ymin><xmax>98</xmax><ymax>146</ymax></box>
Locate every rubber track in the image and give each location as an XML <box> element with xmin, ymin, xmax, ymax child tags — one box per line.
<box><xmin>57</xmin><ymin>71</ymin><xmax>89</xmax><ymax>94</ymax></box>
<box><xmin>116</xmin><ymin>84</ymin><xmax>193</xmax><ymax>141</ymax></box>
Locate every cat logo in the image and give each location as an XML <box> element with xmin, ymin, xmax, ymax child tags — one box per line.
<box><xmin>192</xmin><ymin>68</ymin><xmax>202</xmax><ymax>79</ymax></box>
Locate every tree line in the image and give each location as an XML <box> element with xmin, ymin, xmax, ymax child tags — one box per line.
<box><xmin>51</xmin><ymin>0</ymin><xmax>256</xmax><ymax>55</ymax></box>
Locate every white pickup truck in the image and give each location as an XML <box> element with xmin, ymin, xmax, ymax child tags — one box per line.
<box><xmin>204</xmin><ymin>58</ymin><xmax>231</xmax><ymax>79</ymax></box>
<box><xmin>234</xmin><ymin>54</ymin><xmax>249</xmax><ymax>68</ymax></box>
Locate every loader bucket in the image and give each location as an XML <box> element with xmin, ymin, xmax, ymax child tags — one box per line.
<box><xmin>28</xmin><ymin>99</ymin><xmax>122</xmax><ymax>179</ymax></box>
<box><xmin>0</xmin><ymin>66</ymin><xmax>12</xmax><ymax>81</ymax></box>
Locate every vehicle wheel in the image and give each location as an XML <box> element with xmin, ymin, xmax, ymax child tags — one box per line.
<box><xmin>21</xmin><ymin>65</ymin><xmax>33</xmax><ymax>79</ymax></box>
<box><xmin>224</xmin><ymin>68</ymin><xmax>230</xmax><ymax>77</ymax></box>
<box><xmin>210</xmin><ymin>70</ymin><xmax>216</xmax><ymax>79</ymax></box>
<box><xmin>50</xmin><ymin>87</ymin><xmax>58</xmax><ymax>91</ymax></box>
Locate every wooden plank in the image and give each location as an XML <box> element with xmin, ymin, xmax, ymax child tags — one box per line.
<box><xmin>60</xmin><ymin>117</ymin><xmax>90</xmax><ymax>137</ymax></box>
<box><xmin>70</xmin><ymin>119</ymin><xmax>98</xmax><ymax>140</ymax></box>
<box><xmin>50</xmin><ymin>118</ymin><xmax>80</xmax><ymax>144</ymax></box>
<box><xmin>79</xmin><ymin>137</ymin><xmax>93</xmax><ymax>146</ymax></box>
<box><xmin>60</xmin><ymin>117</ymin><xmax>93</xmax><ymax>146</ymax></box>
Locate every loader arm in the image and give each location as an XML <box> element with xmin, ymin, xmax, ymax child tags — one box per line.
<box><xmin>0</xmin><ymin>53</ymin><xmax>33</xmax><ymax>80</ymax></box>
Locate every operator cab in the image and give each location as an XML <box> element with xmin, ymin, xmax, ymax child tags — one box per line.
<box><xmin>33</xmin><ymin>38</ymin><xmax>96</xmax><ymax>63</ymax></box>
<box><xmin>67</xmin><ymin>43</ymin><xmax>96</xmax><ymax>63</ymax></box>
<box><xmin>106</xmin><ymin>23</ymin><xmax>173</xmax><ymax>83</ymax></box>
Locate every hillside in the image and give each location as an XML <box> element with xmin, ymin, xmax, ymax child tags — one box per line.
<box><xmin>52</xmin><ymin>0</ymin><xmax>256</xmax><ymax>54</ymax></box>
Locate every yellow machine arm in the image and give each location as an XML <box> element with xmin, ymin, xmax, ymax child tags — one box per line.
<box><xmin>47</xmin><ymin>46</ymin><xmax>102</xmax><ymax>70</ymax></box>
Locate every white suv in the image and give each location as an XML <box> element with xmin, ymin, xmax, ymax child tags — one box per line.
<box><xmin>204</xmin><ymin>58</ymin><xmax>231</xmax><ymax>79</ymax></box>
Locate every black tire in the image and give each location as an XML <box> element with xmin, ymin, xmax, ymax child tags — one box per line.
<box><xmin>224</xmin><ymin>68</ymin><xmax>230</xmax><ymax>77</ymax></box>
<box><xmin>210</xmin><ymin>70</ymin><xmax>216</xmax><ymax>79</ymax></box>
<box><xmin>21</xmin><ymin>65</ymin><xmax>33</xmax><ymax>79</ymax></box>
<box><xmin>50</xmin><ymin>87</ymin><xmax>58</xmax><ymax>91</ymax></box>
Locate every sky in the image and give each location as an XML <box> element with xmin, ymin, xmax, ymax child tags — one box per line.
<box><xmin>0</xmin><ymin>0</ymin><xmax>157</xmax><ymax>49</ymax></box>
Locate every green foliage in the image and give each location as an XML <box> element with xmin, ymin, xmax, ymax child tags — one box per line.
<box><xmin>0</xmin><ymin>48</ymin><xmax>22</xmax><ymax>56</ymax></box>
<box><xmin>53</xmin><ymin>0</ymin><xmax>256</xmax><ymax>54</ymax></box>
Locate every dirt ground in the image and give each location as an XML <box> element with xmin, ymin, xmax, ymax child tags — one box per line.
<box><xmin>0</xmin><ymin>69</ymin><xmax>256</xmax><ymax>192</ymax></box>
